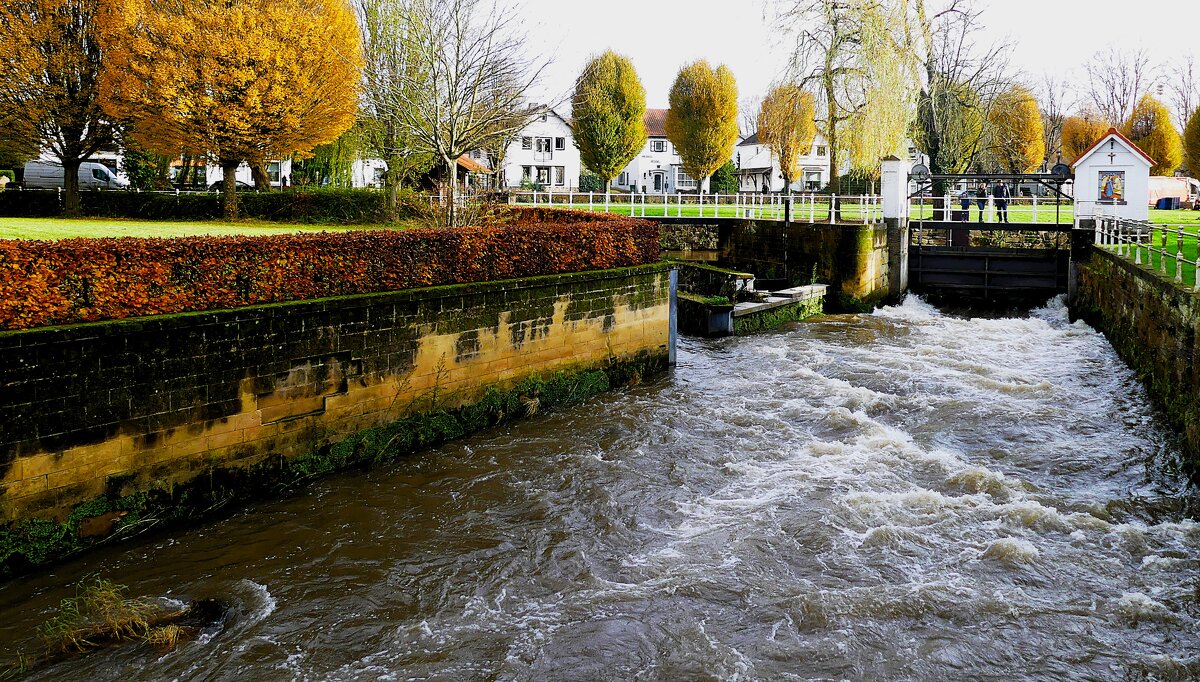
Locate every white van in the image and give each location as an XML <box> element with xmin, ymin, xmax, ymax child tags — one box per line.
<box><xmin>22</xmin><ymin>160</ymin><xmax>129</xmax><ymax>190</ymax></box>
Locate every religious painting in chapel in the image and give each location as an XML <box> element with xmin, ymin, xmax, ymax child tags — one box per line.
<box><xmin>1098</xmin><ymin>170</ymin><xmax>1125</xmax><ymax>204</ymax></box>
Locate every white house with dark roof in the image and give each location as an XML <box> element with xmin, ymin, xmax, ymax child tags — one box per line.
<box><xmin>499</xmin><ymin>107</ymin><xmax>582</xmax><ymax>190</ymax></box>
<box><xmin>733</xmin><ymin>132</ymin><xmax>831</xmax><ymax>193</ymax></box>
<box><xmin>613</xmin><ymin>109</ymin><xmax>702</xmax><ymax>194</ymax></box>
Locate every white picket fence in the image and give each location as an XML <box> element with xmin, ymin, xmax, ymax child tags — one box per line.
<box><xmin>505</xmin><ymin>191</ymin><xmax>886</xmax><ymax>225</ymax></box>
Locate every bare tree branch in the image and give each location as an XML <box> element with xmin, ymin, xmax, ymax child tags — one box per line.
<box><xmin>359</xmin><ymin>0</ymin><xmax>547</xmax><ymax>225</ymax></box>
<box><xmin>1085</xmin><ymin>46</ymin><xmax>1156</xmax><ymax>125</ymax></box>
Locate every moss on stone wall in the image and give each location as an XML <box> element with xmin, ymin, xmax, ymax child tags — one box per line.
<box><xmin>733</xmin><ymin>298</ymin><xmax>823</xmax><ymax>335</ymax></box>
<box><xmin>0</xmin><ymin>352</ymin><xmax>668</xmax><ymax>577</ymax></box>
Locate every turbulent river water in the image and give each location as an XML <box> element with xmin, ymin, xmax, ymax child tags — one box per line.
<box><xmin>2</xmin><ymin>296</ymin><xmax>1198</xmax><ymax>681</ymax></box>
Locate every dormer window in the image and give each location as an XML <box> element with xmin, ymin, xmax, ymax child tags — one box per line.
<box><xmin>651</xmin><ymin>140</ymin><xmax>666</xmax><ymax>153</ymax></box>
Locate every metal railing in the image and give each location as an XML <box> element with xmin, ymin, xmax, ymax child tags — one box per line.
<box><xmin>1095</xmin><ymin>214</ymin><xmax>1200</xmax><ymax>292</ymax></box>
<box><xmin>508</xmin><ymin>191</ymin><xmax>886</xmax><ymax>225</ymax></box>
<box><xmin>910</xmin><ymin>194</ymin><xmax>1075</xmax><ymax>224</ymax></box>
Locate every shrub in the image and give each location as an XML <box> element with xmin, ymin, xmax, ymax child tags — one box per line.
<box><xmin>519</xmin><ymin>177</ymin><xmax>545</xmax><ymax>192</ymax></box>
<box><xmin>0</xmin><ymin>187</ymin><xmax>424</xmax><ymax>224</ymax></box>
<box><xmin>710</xmin><ymin>160</ymin><xmax>739</xmax><ymax>194</ymax></box>
<box><xmin>0</xmin><ymin>170</ymin><xmax>15</xmax><ymax>183</ymax></box>
<box><xmin>0</xmin><ymin>214</ymin><xmax>661</xmax><ymax>330</ymax></box>
<box><xmin>579</xmin><ymin>173</ymin><xmax>604</xmax><ymax>192</ymax></box>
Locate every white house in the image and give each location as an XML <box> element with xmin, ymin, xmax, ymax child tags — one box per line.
<box><xmin>613</xmin><ymin>109</ymin><xmax>701</xmax><ymax>194</ymax></box>
<box><xmin>498</xmin><ymin>108</ymin><xmax>582</xmax><ymax>190</ymax></box>
<box><xmin>1072</xmin><ymin>127</ymin><xmax>1152</xmax><ymax>222</ymax></box>
<box><xmin>733</xmin><ymin>132</ymin><xmax>832</xmax><ymax>192</ymax></box>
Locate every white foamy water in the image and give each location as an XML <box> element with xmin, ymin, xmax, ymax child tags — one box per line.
<box><xmin>2</xmin><ymin>295</ymin><xmax>1196</xmax><ymax>681</ymax></box>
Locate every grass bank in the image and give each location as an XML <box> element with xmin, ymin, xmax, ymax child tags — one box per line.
<box><xmin>0</xmin><ymin>217</ymin><xmax>412</xmax><ymax>240</ymax></box>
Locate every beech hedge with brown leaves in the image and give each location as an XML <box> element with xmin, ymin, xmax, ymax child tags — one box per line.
<box><xmin>0</xmin><ymin>210</ymin><xmax>660</xmax><ymax>330</ymax></box>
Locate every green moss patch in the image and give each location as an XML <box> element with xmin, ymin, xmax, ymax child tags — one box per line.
<box><xmin>734</xmin><ymin>298</ymin><xmax>823</xmax><ymax>335</ymax></box>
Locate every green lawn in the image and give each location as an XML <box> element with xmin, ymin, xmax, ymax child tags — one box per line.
<box><xmin>518</xmin><ymin>197</ymin><xmax>1200</xmax><ymax>227</ymax></box>
<box><xmin>0</xmin><ymin>217</ymin><xmax>404</xmax><ymax>240</ymax></box>
<box><xmin>1110</xmin><ymin>224</ymin><xmax>1200</xmax><ymax>287</ymax></box>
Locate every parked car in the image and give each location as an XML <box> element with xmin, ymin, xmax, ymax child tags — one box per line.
<box><xmin>207</xmin><ymin>180</ymin><xmax>255</xmax><ymax>192</ymax></box>
<box><xmin>22</xmin><ymin>160</ymin><xmax>129</xmax><ymax>190</ymax></box>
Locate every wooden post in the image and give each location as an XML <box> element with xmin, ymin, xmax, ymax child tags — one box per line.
<box><xmin>1176</xmin><ymin>227</ymin><xmax>1185</xmax><ymax>283</ymax></box>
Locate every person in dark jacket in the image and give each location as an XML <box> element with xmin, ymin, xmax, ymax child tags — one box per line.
<box><xmin>958</xmin><ymin>187</ymin><xmax>971</xmax><ymax>221</ymax></box>
<box><xmin>975</xmin><ymin>183</ymin><xmax>988</xmax><ymax>222</ymax></box>
<box><xmin>994</xmin><ymin>181</ymin><xmax>1010</xmax><ymax>223</ymax></box>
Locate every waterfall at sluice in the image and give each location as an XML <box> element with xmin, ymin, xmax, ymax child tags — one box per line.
<box><xmin>0</xmin><ymin>295</ymin><xmax>1196</xmax><ymax>681</ymax></box>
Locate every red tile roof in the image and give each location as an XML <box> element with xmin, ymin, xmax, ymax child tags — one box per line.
<box><xmin>457</xmin><ymin>155</ymin><xmax>491</xmax><ymax>174</ymax></box>
<box><xmin>1070</xmin><ymin>127</ymin><xmax>1156</xmax><ymax>167</ymax></box>
<box><xmin>645</xmin><ymin>108</ymin><xmax>669</xmax><ymax>137</ymax></box>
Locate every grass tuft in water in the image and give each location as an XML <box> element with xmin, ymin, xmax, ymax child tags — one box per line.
<box><xmin>37</xmin><ymin>577</ymin><xmax>158</xmax><ymax>654</ymax></box>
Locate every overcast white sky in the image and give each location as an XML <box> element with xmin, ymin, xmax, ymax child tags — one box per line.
<box><xmin>518</xmin><ymin>0</ymin><xmax>1184</xmax><ymax>110</ymax></box>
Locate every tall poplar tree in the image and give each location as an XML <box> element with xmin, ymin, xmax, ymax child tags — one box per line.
<box><xmin>572</xmin><ymin>51</ymin><xmax>647</xmax><ymax>196</ymax></box>
<box><xmin>665</xmin><ymin>60</ymin><xmax>739</xmax><ymax>194</ymax></box>
<box><xmin>0</xmin><ymin>0</ymin><xmax>114</xmax><ymax>216</ymax></box>
<box><xmin>99</xmin><ymin>0</ymin><xmax>363</xmax><ymax>220</ymax></box>
<box><xmin>1122</xmin><ymin>95</ymin><xmax>1182</xmax><ymax>175</ymax></box>
<box><xmin>758</xmin><ymin>84</ymin><xmax>816</xmax><ymax>193</ymax></box>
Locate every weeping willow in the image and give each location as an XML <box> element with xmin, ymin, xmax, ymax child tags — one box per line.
<box><xmin>846</xmin><ymin>1</ymin><xmax>917</xmax><ymax>178</ymax></box>
<box><xmin>292</xmin><ymin>128</ymin><xmax>361</xmax><ymax>186</ymax></box>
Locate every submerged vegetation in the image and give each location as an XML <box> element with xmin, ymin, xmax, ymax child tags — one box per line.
<box><xmin>1</xmin><ymin>577</ymin><xmax>225</xmax><ymax>677</ymax></box>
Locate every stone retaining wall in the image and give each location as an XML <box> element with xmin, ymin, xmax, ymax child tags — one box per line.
<box><xmin>1073</xmin><ymin>247</ymin><xmax>1200</xmax><ymax>460</ymax></box>
<box><xmin>0</xmin><ymin>264</ymin><xmax>674</xmax><ymax>571</ymax></box>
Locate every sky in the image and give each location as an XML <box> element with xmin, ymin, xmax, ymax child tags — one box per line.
<box><xmin>517</xmin><ymin>0</ymin><xmax>1187</xmax><ymax>111</ymax></box>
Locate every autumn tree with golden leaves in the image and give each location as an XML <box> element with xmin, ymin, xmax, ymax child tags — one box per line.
<box><xmin>0</xmin><ymin>0</ymin><xmax>115</xmax><ymax>216</ymax></box>
<box><xmin>988</xmin><ymin>85</ymin><xmax>1046</xmax><ymax>173</ymax></box>
<box><xmin>1061</xmin><ymin>112</ymin><xmax>1111</xmax><ymax>162</ymax></box>
<box><xmin>1122</xmin><ymin>94</ymin><xmax>1182</xmax><ymax>175</ymax></box>
<box><xmin>665</xmin><ymin>61</ymin><xmax>739</xmax><ymax>193</ymax></box>
<box><xmin>99</xmin><ymin>0</ymin><xmax>363</xmax><ymax>220</ymax></box>
<box><xmin>757</xmin><ymin>84</ymin><xmax>816</xmax><ymax>193</ymax></box>
<box><xmin>1183</xmin><ymin>108</ymin><xmax>1200</xmax><ymax>176</ymax></box>
<box><xmin>572</xmin><ymin>51</ymin><xmax>647</xmax><ymax>195</ymax></box>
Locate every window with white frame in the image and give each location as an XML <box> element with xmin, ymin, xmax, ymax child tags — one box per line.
<box><xmin>672</xmin><ymin>169</ymin><xmax>700</xmax><ymax>189</ymax></box>
<box><xmin>523</xmin><ymin>166</ymin><xmax>532</xmax><ymax>180</ymax></box>
<box><xmin>555</xmin><ymin>137</ymin><xmax>565</xmax><ymax>150</ymax></box>
<box><xmin>816</xmin><ymin>145</ymin><xmax>827</xmax><ymax>157</ymax></box>
<box><xmin>618</xmin><ymin>172</ymin><xmax>628</xmax><ymax>185</ymax></box>
<box><xmin>651</xmin><ymin>139</ymin><xmax>666</xmax><ymax>153</ymax></box>
<box><xmin>537</xmin><ymin>166</ymin><xmax>550</xmax><ymax>184</ymax></box>
<box><xmin>522</xmin><ymin>137</ymin><xmax>532</xmax><ymax>150</ymax></box>
<box><xmin>554</xmin><ymin>166</ymin><xmax>565</xmax><ymax>185</ymax></box>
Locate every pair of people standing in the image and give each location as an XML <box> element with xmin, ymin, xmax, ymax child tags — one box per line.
<box><xmin>957</xmin><ymin>182</ymin><xmax>1012</xmax><ymax>222</ymax></box>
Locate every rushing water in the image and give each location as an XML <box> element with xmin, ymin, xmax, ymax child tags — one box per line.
<box><xmin>1</xmin><ymin>296</ymin><xmax>1198</xmax><ymax>681</ymax></box>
